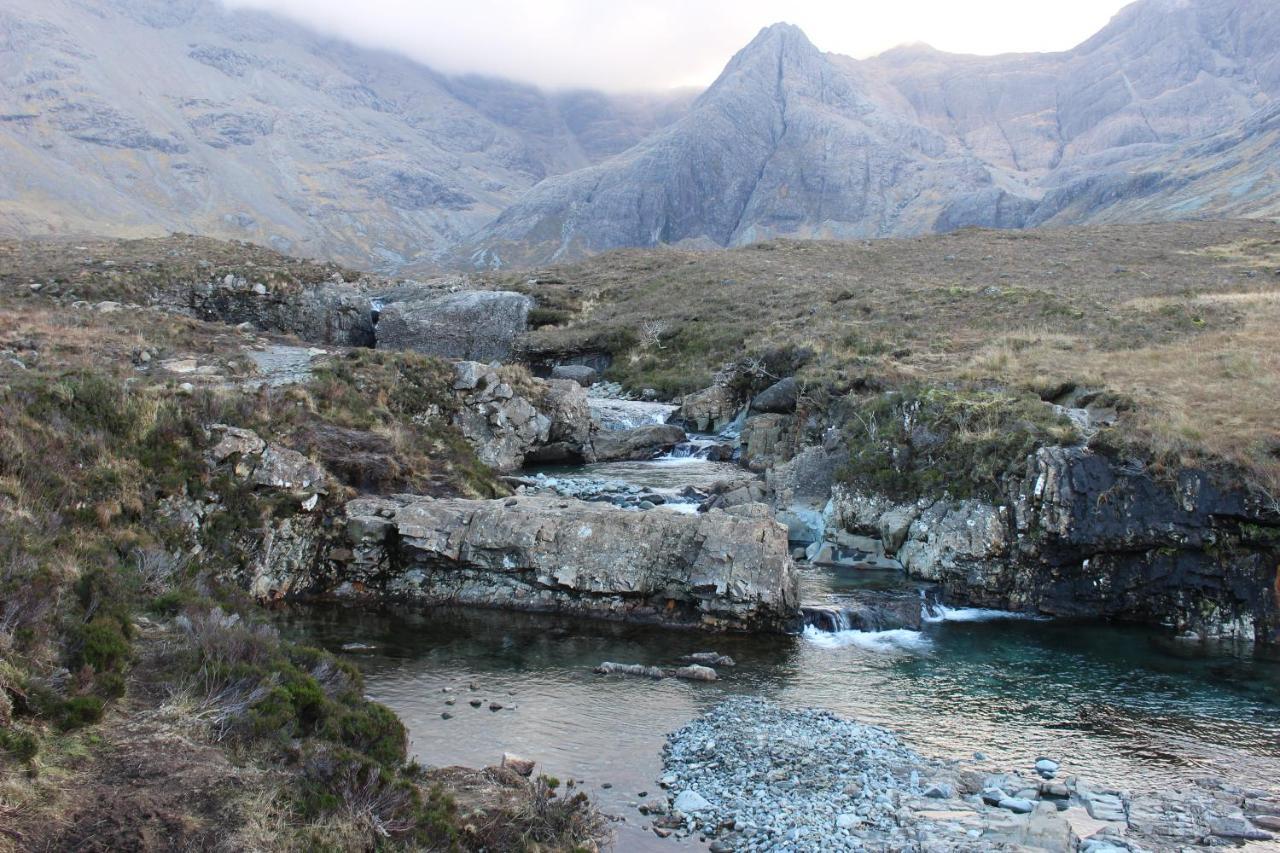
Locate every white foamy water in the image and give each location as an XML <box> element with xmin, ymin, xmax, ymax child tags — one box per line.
<box><xmin>802</xmin><ymin>625</ymin><xmax>932</xmax><ymax>654</ymax></box>
<box><xmin>923</xmin><ymin>604</ymin><xmax>1051</xmax><ymax>623</ymax></box>
<box><xmin>588</xmin><ymin>398</ymin><xmax>678</xmax><ymax>431</ymax></box>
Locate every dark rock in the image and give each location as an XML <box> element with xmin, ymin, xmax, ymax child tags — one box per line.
<box><xmin>750</xmin><ymin>377</ymin><xmax>798</xmax><ymax>414</ymax></box>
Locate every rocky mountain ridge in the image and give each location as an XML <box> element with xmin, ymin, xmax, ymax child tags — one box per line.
<box><xmin>466</xmin><ymin>0</ymin><xmax>1280</xmax><ymax>265</ymax></box>
<box><xmin>1</xmin><ymin>0</ymin><xmax>1278</xmax><ymax>270</ymax></box>
<box><xmin>0</xmin><ymin>0</ymin><xmax>691</xmax><ymax>271</ymax></box>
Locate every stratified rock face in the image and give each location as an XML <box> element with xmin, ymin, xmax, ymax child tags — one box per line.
<box><xmin>188</xmin><ymin>276</ymin><xmax>375</xmax><ymax>347</ymax></box>
<box><xmin>449</xmin><ymin>361</ymin><xmax>592</xmax><ymax>472</ymax></box>
<box><xmin>823</xmin><ymin>446</ymin><xmax>1280</xmax><ymax>642</ymax></box>
<box><xmin>376</xmin><ymin>291</ymin><xmax>533</xmax><ymax>362</ymax></box>
<box><xmin>675</xmin><ymin>384</ymin><xmax>742</xmax><ymax>434</ymax></box>
<box><xmin>337</xmin><ymin>494</ymin><xmax>800</xmax><ymax>631</ymax></box>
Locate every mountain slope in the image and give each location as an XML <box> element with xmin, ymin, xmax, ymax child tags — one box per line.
<box><xmin>0</xmin><ymin>0</ymin><xmax>690</xmax><ymax>271</ymax></box>
<box><xmin>461</xmin><ymin>0</ymin><xmax>1280</xmax><ymax>267</ymax></box>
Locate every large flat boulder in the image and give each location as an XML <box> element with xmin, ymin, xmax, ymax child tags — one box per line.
<box><xmin>591</xmin><ymin>423</ymin><xmax>686</xmax><ymax>462</ymax></box>
<box><xmin>337</xmin><ymin>495</ymin><xmax>799</xmax><ymax>631</ymax></box>
<box><xmin>376</xmin><ymin>290</ymin><xmax>534</xmax><ymax>362</ymax></box>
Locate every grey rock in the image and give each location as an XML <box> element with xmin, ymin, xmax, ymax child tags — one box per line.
<box><xmin>341</xmin><ymin>494</ymin><xmax>799</xmax><ymax>631</ymax></box>
<box><xmin>674</xmin><ymin>790</ymin><xmax>713</xmax><ymax>813</ymax></box>
<box><xmin>750</xmin><ymin>377</ymin><xmax>798</xmax><ymax>414</ymax></box>
<box><xmin>376</xmin><ymin>291</ymin><xmax>533</xmax><ymax>362</ymax></box>
<box><xmin>551</xmin><ymin>364</ymin><xmax>599</xmax><ymax>386</ymax></box>
<box><xmin>591</xmin><ymin>423</ymin><xmax>686</xmax><ymax>462</ymax></box>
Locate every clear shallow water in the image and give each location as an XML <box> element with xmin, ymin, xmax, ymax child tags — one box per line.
<box><xmin>281</xmin><ymin>601</ymin><xmax>1280</xmax><ymax>846</ymax></box>
<box><xmin>283</xmin><ymin>446</ymin><xmax>1280</xmax><ymax>847</ymax></box>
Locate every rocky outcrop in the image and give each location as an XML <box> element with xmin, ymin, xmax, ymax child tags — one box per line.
<box><xmin>449</xmin><ymin>362</ymin><xmax>593</xmax><ymax>472</ymax></box>
<box><xmin>376</xmin><ymin>291</ymin><xmax>533</xmax><ymax>362</ymax></box>
<box><xmin>189</xmin><ymin>275</ymin><xmax>375</xmax><ymax>347</ymax></box>
<box><xmin>820</xmin><ymin>445</ymin><xmax>1280</xmax><ymax>642</ymax></box>
<box><xmin>590</xmin><ymin>424</ymin><xmax>686</xmax><ymax>462</ymax></box>
<box><xmin>335</xmin><ymin>494</ymin><xmax>799</xmax><ymax>631</ymax></box>
<box><xmin>675</xmin><ymin>384</ymin><xmax>741</xmax><ymax>434</ymax></box>
<box><xmin>524</xmin><ymin>379</ymin><xmax>595</xmax><ymax>464</ymax></box>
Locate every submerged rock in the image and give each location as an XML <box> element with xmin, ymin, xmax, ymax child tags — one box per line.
<box><xmin>339</xmin><ymin>494</ymin><xmax>799</xmax><ymax>631</ymax></box>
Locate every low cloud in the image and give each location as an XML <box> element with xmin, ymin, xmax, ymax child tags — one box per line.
<box><xmin>222</xmin><ymin>0</ymin><xmax>1131</xmax><ymax>91</ymax></box>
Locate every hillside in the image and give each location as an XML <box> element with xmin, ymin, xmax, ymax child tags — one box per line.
<box><xmin>464</xmin><ymin>0</ymin><xmax>1280</xmax><ymax>266</ymax></box>
<box><xmin>494</xmin><ymin>219</ymin><xmax>1280</xmax><ymax>489</ymax></box>
<box><xmin>0</xmin><ymin>0</ymin><xmax>690</xmax><ymax>271</ymax></box>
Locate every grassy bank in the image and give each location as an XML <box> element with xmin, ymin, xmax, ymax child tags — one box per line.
<box><xmin>494</xmin><ymin>220</ymin><xmax>1280</xmax><ymax>491</ymax></box>
<box><xmin>0</xmin><ymin>290</ymin><xmax>598</xmax><ymax>849</ymax></box>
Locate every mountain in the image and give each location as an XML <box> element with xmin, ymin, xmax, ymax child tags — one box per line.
<box><xmin>1</xmin><ymin>0</ymin><xmax>1277</xmax><ymax>272</ymax></box>
<box><xmin>462</xmin><ymin>0</ymin><xmax>1280</xmax><ymax>267</ymax></box>
<box><xmin>0</xmin><ymin>0</ymin><xmax>691</xmax><ymax>271</ymax></box>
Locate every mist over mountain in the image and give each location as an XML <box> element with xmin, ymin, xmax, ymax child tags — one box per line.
<box><xmin>1</xmin><ymin>0</ymin><xmax>1277</xmax><ymax>271</ymax></box>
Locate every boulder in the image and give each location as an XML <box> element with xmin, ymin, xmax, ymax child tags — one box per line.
<box><xmin>188</xmin><ymin>279</ymin><xmax>375</xmax><ymax>347</ymax></box>
<box><xmin>207</xmin><ymin>424</ymin><xmax>265</xmax><ymax>464</ymax></box>
<box><xmin>591</xmin><ymin>424</ymin><xmax>686</xmax><ymax>462</ymax></box>
<box><xmin>251</xmin><ymin>445</ymin><xmax>327</xmax><ymax>494</ymax></box>
<box><xmin>750</xmin><ymin>376</ymin><xmax>798</xmax><ymax>413</ymax></box>
<box><xmin>500</xmin><ymin>753</ymin><xmax>536</xmax><ymax>777</ymax></box>
<box><xmin>551</xmin><ymin>364</ymin><xmax>599</xmax><ymax>386</ymax></box>
<box><xmin>676</xmin><ymin>384</ymin><xmax>740</xmax><ymax>433</ymax></box>
<box><xmin>340</xmin><ymin>494</ymin><xmax>799</xmax><ymax>631</ymax></box>
<box><xmin>376</xmin><ymin>290</ymin><xmax>533</xmax><ymax>362</ymax></box>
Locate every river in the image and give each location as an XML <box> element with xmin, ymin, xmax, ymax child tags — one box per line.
<box><xmin>281</xmin><ymin>412</ymin><xmax>1280</xmax><ymax>850</ymax></box>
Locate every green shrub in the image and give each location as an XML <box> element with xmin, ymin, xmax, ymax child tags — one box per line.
<box><xmin>0</xmin><ymin>726</ymin><xmax>39</xmax><ymax>762</ymax></box>
<box><xmin>58</xmin><ymin>695</ymin><xmax>105</xmax><ymax>730</ymax></box>
<box><xmin>74</xmin><ymin>616</ymin><xmax>132</xmax><ymax>673</ymax></box>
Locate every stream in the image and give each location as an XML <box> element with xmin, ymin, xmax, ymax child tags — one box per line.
<box><xmin>281</xmin><ymin>398</ymin><xmax>1280</xmax><ymax>850</ymax></box>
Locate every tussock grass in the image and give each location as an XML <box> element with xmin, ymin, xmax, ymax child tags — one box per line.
<box><xmin>493</xmin><ymin>220</ymin><xmax>1280</xmax><ymax>488</ymax></box>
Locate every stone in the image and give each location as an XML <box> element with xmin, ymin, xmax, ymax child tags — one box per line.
<box><xmin>750</xmin><ymin>377</ymin><xmax>798</xmax><ymax>414</ymax></box>
<box><xmin>923</xmin><ymin>783</ymin><xmax>953</xmax><ymax>799</ymax></box>
<box><xmin>673</xmin><ymin>665</ymin><xmax>717</xmax><ymax>682</ymax></box>
<box><xmin>252</xmin><ymin>445</ymin><xmax>327</xmax><ymax>494</ymax></box>
<box><xmin>676</xmin><ymin>384</ymin><xmax>740</xmax><ymax>433</ymax></box>
<box><xmin>207</xmin><ymin>424</ymin><xmax>266</xmax><ymax>464</ymax></box>
<box><xmin>595</xmin><ymin>662</ymin><xmax>666</xmax><ymax>678</ymax></box>
<box><xmin>551</xmin><ymin>364</ymin><xmax>599</xmax><ymax>386</ymax></box>
<box><xmin>345</xmin><ymin>494</ymin><xmax>798</xmax><ymax>627</ymax></box>
<box><xmin>836</xmin><ymin>813</ymin><xmax>859</xmax><ymax>829</ymax></box>
<box><xmin>998</xmin><ymin>797</ymin><xmax>1035</xmax><ymax>814</ymax></box>
<box><xmin>591</xmin><ymin>424</ymin><xmax>686</xmax><ymax>462</ymax></box>
<box><xmin>469</xmin><ymin>699</ymin><xmax>482</xmax><ymax>707</ymax></box>
<box><xmin>376</xmin><ymin>290</ymin><xmax>533</xmax><ymax>362</ymax></box>
<box><xmin>501</xmin><ymin>753</ymin><xmax>536</xmax><ymax>776</ymax></box>
<box><xmin>1035</xmin><ymin>758</ymin><xmax>1060</xmax><ymax>778</ymax></box>
<box><xmin>674</xmin><ymin>790</ymin><xmax>713</xmax><ymax>813</ymax></box>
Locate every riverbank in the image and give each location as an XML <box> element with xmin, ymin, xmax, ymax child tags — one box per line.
<box><xmin>659</xmin><ymin>698</ymin><xmax>1278</xmax><ymax>851</ymax></box>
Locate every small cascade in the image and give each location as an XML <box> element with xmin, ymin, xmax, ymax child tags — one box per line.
<box><xmin>800</xmin><ymin>604</ymin><xmax>867</xmax><ymax>633</ymax></box>
<box><xmin>587</xmin><ymin>398</ymin><xmax>678</xmax><ymax>431</ymax></box>
<box><xmin>660</xmin><ymin>435</ymin><xmax>735</xmax><ymax>462</ymax></box>
<box><xmin>919</xmin><ymin>589</ymin><xmax>1051</xmax><ymax>623</ymax></box>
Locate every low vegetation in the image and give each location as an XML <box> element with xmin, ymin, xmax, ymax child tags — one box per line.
<box><xmin>0</xmin><ymin>287</ymin><xmax>591</xmax><ymax>849</ymax></box>
<box><xmin>494</xmin><ymin>220</ymin><xmax>1280</xmax><ymax>490</ymax></box>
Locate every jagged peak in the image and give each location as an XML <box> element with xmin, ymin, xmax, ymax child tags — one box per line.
<box><xmin>738</xmin><ymin>22</ymin><xmax>820</xmax><ymax>59</ymax></box>
<box><xmin>702</xmin><ymin>21</ymin><xmax>825</xmax><ymax>98</ymax></box>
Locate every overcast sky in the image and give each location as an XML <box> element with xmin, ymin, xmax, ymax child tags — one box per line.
<box><xmin>221</xmin><ymin>0</ymin><xmax>1135</xmax><ymax>91</ymax></box>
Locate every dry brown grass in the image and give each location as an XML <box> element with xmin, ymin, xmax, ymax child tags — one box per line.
<box><xmin>492</xmin><ymin>220</ymin><xmax>1280</xmax><ymax>486</ymax></box>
